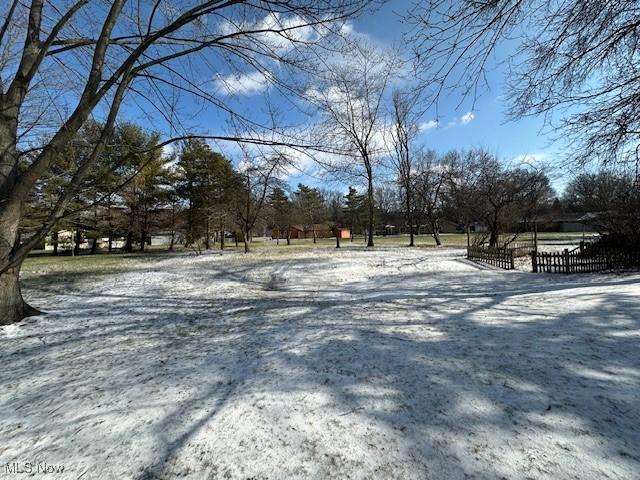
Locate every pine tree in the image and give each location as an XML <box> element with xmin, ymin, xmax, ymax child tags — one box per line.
<box><xmin>268</xmin><ymin>187</ymin><xmax>292</xmax><ymax>245</ymax></box>
<box><xmin>343</xmin><ymin>187</ymin><xmax>365</xmax><ymax>242</ymax></box>
<box><xmin>294</xmin><ymin>184</ymin><xmax>326</xmax><ymax>243</ymax></box>
<box><xmin>176</xmin><ymin>139</ymin><xmax>236</xmax><ymax>249</ymax></box>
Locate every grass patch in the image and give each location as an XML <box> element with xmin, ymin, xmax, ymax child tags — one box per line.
<box><xmin>21</xmin><ymin>231</ymin><xmax>595</xmax><ymax>290</ymax></box>
<box><xmin>22</xmin><ymin>252</ymin><xmax>163</xmax><ymax>291</ymax></box>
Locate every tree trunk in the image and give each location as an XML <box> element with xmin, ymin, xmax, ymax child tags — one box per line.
<box><xmin>0</xmin><ymin>265</ymin><xmax>41</xmax><ymax>325</ymax></box>
<box><xmin>52</xmin><ymin>230</ymin><xmax>59</xmax><ymax>256</ymax></box>
<box><xmin>124</xmin><ymin>231</ymin><xmax>133</xmax><ymax>252</ymax></box>
<box><xmin>74</xmin><ymin>230</ymin><xmax>81</xmax><ymax>256</ymax></box>
<box><xmin>489</xmin><ymin>228</ymin><xmax>498</xmax><ymax>248</ymax></box>
<box><xmin>0</xmin><ymin>198</ymin><xmax>41</xmax><ymax>324</ymax></box>
<box><xmin>90</xmin><ymin>237</ymin><xmax>98</xmax><ymax>254</ymax></box>
<box><xmin>489</xmin><ymin>211</ymin><xmax>499</xmax><ymax>247</ymax></box>
<box><xmin>367</xmin><ymin>175</ymin><xmax>374</xmax><ymax>247</ymax></box>
<box><xmin>169</xmin><ymin>204</ymin><xmax>176</xmax><ymax>251</ymax></box>
<box><xmin>243</xmin><ymin>228</ymin><xmax>251</xmax><ymax>253</ymax></box>
<box><xmin>1</xmin><ymin>225</ymin><xmax>38</xmax><ymax>327</ymax></box>
<box><xmin>433</xmin><ymin>228</ymin><xmax>442</xmax><ymax>246</ymax></box>
<box><xmin>205</xmin><ymin>217</ymin><xmax>211</xmax><ymax>249</ymax></box>
<box><xmin>406</xmin><ymin>190</ymin><xmax>415</xmax><ymax>247</ymax></box>
<box><xmin>286</xmin><ymin>228</ymin><xmax>291</xmax><ymax>245</ymax></box>
<box><xmin>107</xmin><ymin>198</ymin><xmax>114</xmax><ymax>253</ymax></box>
<box><xmin>139</xmin><ymin>230</ymin><xmax>146</xmax><ymax>252</ymax></box>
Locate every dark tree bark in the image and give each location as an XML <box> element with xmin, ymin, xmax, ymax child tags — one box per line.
<box><xmin>52</xmin><ymin>231</ymin><xmax>59</xmax><ymax>256</ymax></box>
<box><xmin>73</xmin><ymin>230</ymin><xmax>81</xmax><ymax>256</ymax></box>
<box><xmin>431</xmin><ymin>219</ymin><xmax>442</xmax><ymax>246</ymax></box>
<box><xmin>124</xmin><ymin>231</ymin><xmax>133</xmax><ymax>253</ymax></box>
<box><xmin>407</xmin><ymin>200</ymin><xmax>415</xmax><ymax>247</ymax></box>
<box><xmin>366</xmin><ymin>169</ymin><xmax>375</xmax><ymax>247</ymax></box>
<box><xmin>139</xmin><ymin>230</ymin><xmax>146</xmax><ymax>252</ymax></box>
<box><xmin>0</xmin><ymin>265</ymin><xmax>41</xmax><ymax>324</ymax></box>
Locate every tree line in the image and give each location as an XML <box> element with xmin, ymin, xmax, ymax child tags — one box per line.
<box><xmin>21</xmin><ymin>119</ymin><xmax>560</xmax><ymax>253</ymax></box>
<box><xmin>21</xmin><ymin>118</ymin><xmax>640</xmax><ymax>258</ymax></box>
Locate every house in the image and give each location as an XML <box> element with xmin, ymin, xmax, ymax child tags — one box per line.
<box><xmin>271</xmin><ymin>225</ymin><xmax>304</xmax><ymax>239</ymax></box>
<box><xmin>271</xmin><ymin>224</ymin><xmax>350</xmax><ymax>240</ymax></box>
<box><xmin>150</xmin><ymin>231</ymin><xmax>180</xmax><ymax>245</ymax></box>
<box><xmin>457</xmin><ymin>222</ymin><xmax>488</xmax><ymax>233</ymax></box>
<box><xmin>424</xmin><ymin>219</ymin><xmax>459</xmax><ymax>234</ymax></box>
<box><xmin>552</xmin><ymin>213</ymin><xmax>598</xmax><ymax>232</ymax></box>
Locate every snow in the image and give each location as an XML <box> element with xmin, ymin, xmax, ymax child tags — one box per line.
<box><xmin>1</xmin><ymin>247</ymin><xmax>639</xmax><ymax>479</ymax></box>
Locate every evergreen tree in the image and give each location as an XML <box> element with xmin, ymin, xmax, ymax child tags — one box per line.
<box><xmin>268</xmin><ymin>187</ymin><xmax>292</xmax><ymax>246</ymax></box>
<box><xmin>343</xmin><ymin>187</ymin><xmax>365</xmax><ymax>242</ymax></box>
<box><xmin>176</xmin><ymin>139</ymin><xmax>237</xmax><ymax>249</ymax></box>
<box><xmin>294</xmin><ymin>184</ymin><xmax>326</xmax><ymax>243</ymax></box>
<box><xmin>113</xmin><ymin>124</ymin><xmax>166</xmax><ymax>252</ymax></box>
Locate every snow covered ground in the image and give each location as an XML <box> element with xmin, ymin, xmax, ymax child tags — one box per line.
<box><xmin>2</xmin><ymin>247</ymin><xmax>639</xmax><ymax>479</ymax></box>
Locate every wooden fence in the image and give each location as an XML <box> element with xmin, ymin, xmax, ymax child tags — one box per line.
<box><xmin>467</xmin><ymin>245</ymin><xmax>515</xmax><ymax>270</ymax></box>
<box><xmin>532</xmin><ymin>246</ymin><xmax>640</xmax><ymax>273</ymax></box>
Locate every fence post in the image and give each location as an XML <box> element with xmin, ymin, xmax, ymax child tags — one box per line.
<box><xmin>564</xmin><ymin>248</ymin><xmax>570</xmax><ymax>274</ymax></box>
<box><xmin>510</xmin><ymin>249</ymin><xmax>515</xmax><ymax>270</ymax></box>
<box><xmin>531</xmin><ymin>252</ymin><xmax>537</xmax><ymax>273</ymax></box>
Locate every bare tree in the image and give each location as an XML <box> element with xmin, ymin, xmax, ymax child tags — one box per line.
<box><xmin>311</xmin><ymin>43</ymin><xmax>397</xmax><ymax>247</ymax></box>
<box><xmin>563</xmin><ymin>171</ymin><xmax>640</xmax><ymax>244</ymax></box>
<box><xmin>406</xmin><ymin>1</ymin><xmax>640</xmax><ymax>170</ymax></box>
<box><xmin>388</xmin><ymin>89</ymin><xmax>421</xmax><ymax>246</ymax></box>
<box><xmin>234</xmin><ymin>151</ymin><xmax>287</xmax><ymax>253</ymax></box>
<box><xmin>449</xmin><ymin>149</ymin><xmax>552</xmax><ymax>247</ymax></box>
<box><xmin>0</xmin><ymin>0</ymin><xmax>372</xmax><ymax>324</ymax></box>
<box><xmin>413</xmin><ymin>149</ymin><xmax>448</xmax><ymax>246</ymax></box>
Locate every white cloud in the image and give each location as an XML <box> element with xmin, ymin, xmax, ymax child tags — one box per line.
<box><xmin>460</xmin><ymin>111</ymin><xmax>475</xmax><ymax>125</ymax></box>
<box><xmin>339</xmin><ymin>21</ymin><xmax>354</xmax><ymax>36</ymax></box>
<box><xmin>214</xmin><ymin>71</ymin><xmax>272</xmax><ymax>96</ymax></box>
<box><xmin>419</xmin><ymin>120</ymin><xmax>438</xmax><ymax>131</ymax></box>
<box><xmin>218</xmin><ymin>13</ymin><xmax>321</xmax><ymax>58</ymax></box>
<box><xmin>440</xmin><ymin>112</ymin><xmax>476</xmax><ymax>128</ymax></box>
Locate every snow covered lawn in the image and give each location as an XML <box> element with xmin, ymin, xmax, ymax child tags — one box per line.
<box><xmin>2</xmin><ymin>248</ymin><xmax>639</xmax><ymax>479</ymax></box>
